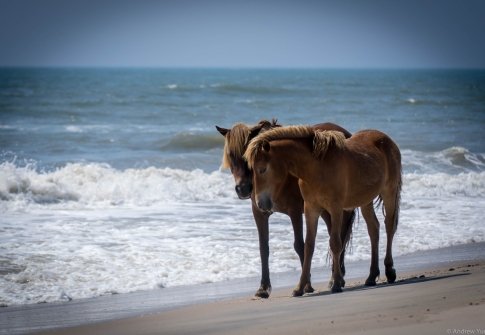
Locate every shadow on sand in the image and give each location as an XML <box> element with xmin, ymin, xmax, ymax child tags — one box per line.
<box><xmin>298</xmin><ymin>272</ymin><xmax>471</xmax><ymax>298</ymax></box>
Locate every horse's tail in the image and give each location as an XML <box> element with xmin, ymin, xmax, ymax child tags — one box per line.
<box><xmin>325</xmin><ymin>208</ymin><xmax>357</xmax><ymax>270</ymax></box>
<box><xmin>376</xmin><ymin>134</ymin><xmax>402</xmax><ymax>234</ymax></box>
<box><xmin>390</xmin><ymin>134</ymin><xmax>402</xmax><ymax>234</ymax></box>
<box><xmin>393</xmin><ymin>164</ymin><xmax>402</xmax><ymax>233</ymax></box>
<box><xmin>342</xmin><ymin>209</ymin><xmax>356</xmax><ymax>252</ymax></box>
<box><xmin>385</xmin><ymin>138</ymin><xmax>402</xmax><ymax>234</ymax></box>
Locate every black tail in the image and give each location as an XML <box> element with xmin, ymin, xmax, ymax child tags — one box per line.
<box><xmin>326</xmin><ymin>208</ymin><xmax>357</xmax><ymax>264</ymax></box>
<box><xmin>342</xmin><ymin>209</ymin><xmax>356</xmax><ymax>253</ymax></box>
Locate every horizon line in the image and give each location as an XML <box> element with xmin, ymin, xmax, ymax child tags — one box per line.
<box><xmin>1</xmin><ymin>65</ymin><xmax>485</xmax><ymax>71</ymax></box>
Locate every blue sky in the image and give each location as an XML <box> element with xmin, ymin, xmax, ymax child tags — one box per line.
<box><xmin>1</xmin><ymin>0</ymin><xmax>484</xmax><ymax>68</ymax></box>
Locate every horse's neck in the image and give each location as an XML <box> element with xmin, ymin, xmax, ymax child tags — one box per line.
<box><xmin>272</xmin><ymin>139</ymin><xmax>318</xmax><ymax>180</ymax></box>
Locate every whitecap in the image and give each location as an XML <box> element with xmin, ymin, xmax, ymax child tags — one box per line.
<box><xmin>65</xmin><ymin>125</ymin><xmax>83</xmax><ymax>133</ymax></box>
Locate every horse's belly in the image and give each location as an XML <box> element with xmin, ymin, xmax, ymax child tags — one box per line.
<box><xmin>343</xmin><ymin>185</ymin><xmax>382</xmax><ymax>208</ymax></box>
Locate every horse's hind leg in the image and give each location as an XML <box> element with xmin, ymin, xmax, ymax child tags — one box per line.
<box><xmin>361</xmin><ymin>203</ymin><xmax>380</xmax><ymax>286</ymax></box>
<box><xmin>252</xmin><ymin>202</ymin><xmax>272</xmax><ymax>298</ymax></box>
<box><xmin>289</xmin><ymin>210</ymin><xmax>314</xmax><ymax>294</ymax></box>
<box><xmin>382</xmin><ymin>192</ymin><xmax>399</xmax><ymax>284</ymax></box>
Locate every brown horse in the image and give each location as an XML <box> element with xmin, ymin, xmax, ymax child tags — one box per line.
<box><xmin>216</xmin><ymin>120</ymin><xmax>355</xmax><ymax>298</ymax></box>
<box><xmin>245</xmin><ymin>126</ymin><xmax>402</xmax><ymax>295</ymax></box>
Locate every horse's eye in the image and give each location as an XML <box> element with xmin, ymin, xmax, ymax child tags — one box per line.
<box><xmin>258</xmin><ymin>167</ymin><xmax>267</xmax><ymax>174</ymax></box>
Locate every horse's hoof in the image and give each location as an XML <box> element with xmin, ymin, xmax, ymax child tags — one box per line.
<box><xmin>304</xmin><ymin>283</ymin><xmax>315</xmax><ymax>294</ymax></box>
<box><xmin>365</xmin><ymin>277</ymin><xmax>377</xmax><ymax>286</ymax></box>
<box><xmin>386</xmin><ymin>268</ymin><xmax>397</xmax><ymax>284</ymax></box>
<box><xmin>329</xmin><ymin>279</ymin><xmax>345</xmax><ymax>288</ymax></box>
<box><xmin>255</xmin><ymin>290</ymin><xmax>270</xmax><ymax>299</ymax></box>
<box><xmin>255</xmin><ymin>285</ymin><xmax>271</xmax><ymax>299</ymax></box>
<box><xmin>365</xmin><ymin>270</ymin><xmax>380</xmax><ymax>286</ymax></box>
<box><xmin>292</xmin><ymin>288</ymin><xmax>304</xmax><ymax>297</ymax></box>
<box><xmin>331</xmin><ymin>285</ymin><xmax>343</xmax><ymax>293</ymax></box>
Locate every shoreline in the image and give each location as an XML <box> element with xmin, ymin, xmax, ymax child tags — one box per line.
<box><xmin>1</xmin><ymin>242</ymin><xmax>484</xmax><ymax>335</ymax></box>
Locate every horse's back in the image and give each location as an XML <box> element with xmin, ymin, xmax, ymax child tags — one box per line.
<box><xmin>349</xmin><ymin>130</ymin><xmax>398</xmax><ymax>153</ymax></box>
<box><xmin>349</xmin><ymin>129</ymin><xmax>401</xmax><ymax>186</ymax></box>
<box><xmin>313</xmin><ymin>122</ymin><xmax>352</xmax><ymax>138</ymax></box>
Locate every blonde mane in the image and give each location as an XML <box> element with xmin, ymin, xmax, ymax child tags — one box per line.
<box><xmin>221</xmin><ymin>119</ymin><xmax>280</xmax><ymax>169</ymax></box>
<box><xmin>313</xmin><ymin>128</ymin><xmax>346</xmax><ymax>159</ymax></box>
<box><xmin>245</xmin><ymin>125</ymin><xmax>346</xmax><ymax>169</ymax></box>
<box><xmin>221</xmin><ymin>123</ymin><xmax>251</xmax><ymax>169</ymax></box>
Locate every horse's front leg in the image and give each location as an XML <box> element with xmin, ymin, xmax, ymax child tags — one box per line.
<box><xmin>321</xmin><ymin>210</ymin><xmax>336</xmax><ymax>288</ymax></box>
<box><xmin>322</xmin><ymin>209</ymin><xmax>354</xmax><ymax>289</ymax></box>
<box><xmin>288</xmin><ymin>210</ymin><xmax>314</xmax><ymax>294</ymax></box>
<box><xmin>292</xmin><ymin>206</ymin><xmax>319</xmax><ymax>297</ymax></box>
<box><xmin>252</xmin><ymin>201</ymin><xmax>272</xmax><ymax>298</ymax></box>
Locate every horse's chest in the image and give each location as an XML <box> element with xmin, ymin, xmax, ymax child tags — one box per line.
<box><xmin>300</xmin><ymin>183</ymin><xmax>335</xmax><ymax>207</ymax></box>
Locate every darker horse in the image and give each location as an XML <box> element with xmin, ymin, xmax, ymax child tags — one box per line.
<box><xmin>245</xmin><ymin>126</ymin><xmax>402</xmax><ymax>295</ymax></box>
<box><xmin>216</xmin><ymin>120</ymin><xmax>355</xmax><ymax>298</ymax></box>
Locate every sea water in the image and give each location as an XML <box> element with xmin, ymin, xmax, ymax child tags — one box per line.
<box><xmin>1</xmin><ymin>68</ymin><xmax>484</xmax><ymax>306</ymax></box>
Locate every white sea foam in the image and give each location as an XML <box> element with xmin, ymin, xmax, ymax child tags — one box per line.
<box><xmin>1</xmin><ymin>160</ymin><xmax>485</xmax><ymax>306</ymax></box>
<box><xmin>401</xmin><ymin>147</ymin><xmax>485</xmax><ymax>173</ymax></box>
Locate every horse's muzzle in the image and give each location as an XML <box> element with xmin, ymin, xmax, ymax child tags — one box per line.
<box><xmin>235</xmin><ymin>183</ymin><xmax>252</xmax><ymax>200</ymax></box>
<box><xmin>257</xmin><ymin>194</ymin><xmax>273</xmax><ymax>212</ymax></box>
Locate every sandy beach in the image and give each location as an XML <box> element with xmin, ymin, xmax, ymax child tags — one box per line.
<box><xmin>1</xmin><ymin>242</ymin><xmax>482</xmax><ymax>335</ymax></box>
<box><xmin>36</xmin><ymin>260</ymin><xmax>485</xmax><ymax>335</ymax></box>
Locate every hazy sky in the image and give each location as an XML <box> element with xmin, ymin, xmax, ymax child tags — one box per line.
<box><xmin>1</xmin><ymin>0</ymin><xmax>484</xmax><ymax>68</ymax></box>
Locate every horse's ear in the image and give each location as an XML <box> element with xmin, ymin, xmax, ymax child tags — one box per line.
<box><xmin>257</xmin><ymin>120</ymin><xmax>272</xmax><ymax>129</ymax></box>
<box><xmin>262</xmin><ymin>140</ymin><xmax>271</xmax><ymax>152</ymax></box>
<box><xmin>249</xmin><ymin>126</ymin><xmax>261</xmax><ymax>140</ymax></box>
<box><xmin>271</xmin><ymin>118</ymin><xmax>281</xmax><ymax>127</ymax></box>
<box><xmin>250</xmin><ymin>120</ymin><xmax>271</xmax><ymax>139</ymax></box>
<box><xmin>215</xmin><ymin>126</ymin><xmax>229</xmax><ymax>137</ymax></box>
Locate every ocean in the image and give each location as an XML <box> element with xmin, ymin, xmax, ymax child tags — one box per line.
<box><xmin>1</xmin><ymin>68</ymin><xmax>484</xmax><ymax>306</ymax></box>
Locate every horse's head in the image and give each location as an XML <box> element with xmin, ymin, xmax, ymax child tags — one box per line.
<box><xmin>216</xmin><ymin>123</ymin><xmax>253</xmax><ymax>199</ymax></box>
<box><xmin>216</xmin><ymin>120</ymin><xmax>279</xmax><ymax>200</ymax></box>
<box><xmin>244</xmin><ymin>140</ymin><xmax>288</xmax><ymax>212</ymax></box>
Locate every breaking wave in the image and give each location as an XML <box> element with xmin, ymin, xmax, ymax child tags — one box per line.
<box><xmin>0</xmin><ymin>162</ymin><xmax>236</xmax><ymax>210</ymax></box>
